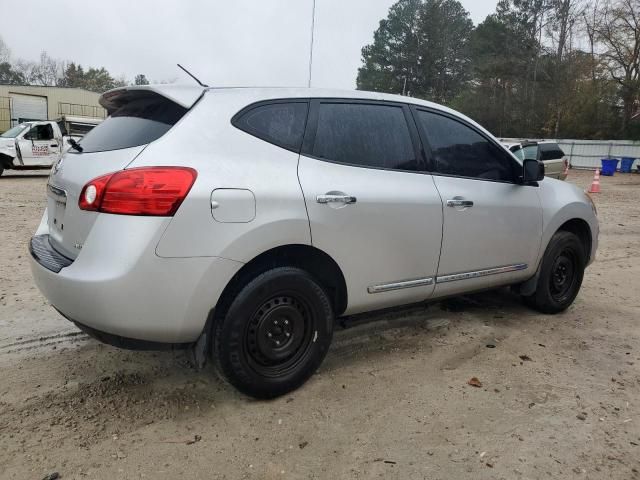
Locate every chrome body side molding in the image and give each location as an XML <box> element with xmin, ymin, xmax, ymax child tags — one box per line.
<box><xmin>367</xmin><ymin>277</ymin><xmax>435</xmax><ymax>294</ymax></box>
<box><xmin>436</xmin><ymin>264</ymin><xmax>528</xmax><ymax>284</ymax></box>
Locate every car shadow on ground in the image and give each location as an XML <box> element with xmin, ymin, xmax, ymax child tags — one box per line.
<box><xmin>5</xmin><ymin>288</ymin><xmax>542</xmax><ymax>449</ymax></box>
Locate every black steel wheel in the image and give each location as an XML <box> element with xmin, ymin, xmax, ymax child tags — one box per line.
<box><xmin>214</xmin><ymin>267</ymin><xmax>333</xmax><ymax>399</ymax></box>
<box><xmin>523</xmin><ymin>230</ymin><xmax>586</xmax><ymax>314</ymax></box>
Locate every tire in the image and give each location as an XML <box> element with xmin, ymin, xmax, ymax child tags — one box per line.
<box><xmin>0</xmin><ymin>164</ymin><xmax>4</xmax><ymax>177</ymax></box>
<box><xmin>523</xmin><ymin>231</ymin><xmax>586</xmax><ymax>314</ymax></box>
<box><xmin>213</xmin><ymin>267</ymin><xmax>334</xmax><ymax>399</ymax></box>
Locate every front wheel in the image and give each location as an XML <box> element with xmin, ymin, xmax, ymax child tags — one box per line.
<box><xmin>213</xmin><ymin>267</ymin><xmax>334</xmax><ymax>399</ymax></box>
<box><xmin>523</xmin><ymin>231</ymin><xmax>586</xmax><ymax>314</ymax></box>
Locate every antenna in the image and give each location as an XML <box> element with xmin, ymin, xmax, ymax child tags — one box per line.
<box><xmin>308</xmin><ymin>0</ymin><xmax>316</xmax><ymax>88</ymax></box>
<box><xmin>177</xmin><ymin>64</ymin><xmax>209</xmax><ymax>88</ymax></box>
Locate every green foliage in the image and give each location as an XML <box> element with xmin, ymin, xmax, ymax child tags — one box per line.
<box><xmin>58</xmin><ymin>63</ymin><xmax>125</xmax><ymax>93</ymax></box>
<box><xmin>135</xmin><ymin>74</ymin><xmax>150</xmax><ymax>85</ymax></box>
<box><xmin>359</xmin><ymin>0</ymin><xmax>640</xmax><ymax>140</ymax></box>
<box><xmin>357</xmin><ymin>0</ymin><xmax>474</xmax><ymax>103</ymax></box>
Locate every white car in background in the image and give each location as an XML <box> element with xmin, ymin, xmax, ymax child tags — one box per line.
<box><xmin>30</xmin><ymin>85</ymin><xmax>598</xmax><ymax>398</ymax></box>
<box><xmin>0</xmin><ymin>116</ymin><xmax>101</xmax><ymax>176</ymax></box>
<box><xmin>504</xmin><ymin>141</ymin><xmax>569</xmax><ymax>180</ymax></box>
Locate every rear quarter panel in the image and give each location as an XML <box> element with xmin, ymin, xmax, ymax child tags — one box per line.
<box><xmin>131</xmin><ymin>91</ymin><xmax>312</xmax><ymax>262</ymax></box>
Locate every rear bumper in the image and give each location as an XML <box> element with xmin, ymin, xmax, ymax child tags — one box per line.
<box><xmin>30</xmin><ymin>214</ymin><xmax>243</xmax><ymax>344</ymax></box>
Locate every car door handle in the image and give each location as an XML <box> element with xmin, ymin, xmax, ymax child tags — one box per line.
<box><xmin>316</xmin><ymin>194</ymin><xmax>357</xmax><ymax>205</ymax></box>
<box><xmin>50</xmin><ymin>144</ymin><xmax>58</xmax><ymax>148</ymax></box>
<box><xmin>446</xmin><ymin>198</ymin><xmax>474</xmax><ymax>208</ymax></box>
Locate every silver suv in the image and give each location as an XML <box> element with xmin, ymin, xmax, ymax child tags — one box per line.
<box><xmin>30</xmin><ymin>86</ymin><xmax>598</xmax><ymax>398</ymax></box>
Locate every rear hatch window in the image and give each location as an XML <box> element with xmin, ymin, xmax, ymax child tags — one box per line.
<box><xmin>75</xmin><ymin>92</ymin><xmax>187</xmax><ymax>154</ymax></box>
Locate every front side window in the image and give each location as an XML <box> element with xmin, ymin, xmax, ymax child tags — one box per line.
<box><xmin>312</xmin><ymin>103</ymin><xmax>418</xmax><ymax>171</ymax></box>
<box><xmin>417</xmin><ymin>110</ymin><xmax>515</xmax><ymax>181</ymax></box>
<box><xmin>233</xmin><ymin>102</ymin><xmax>308</xmax><ymax>152</ymax></box>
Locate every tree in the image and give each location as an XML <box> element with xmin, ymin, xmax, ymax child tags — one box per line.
<box><xmin>596</xmin><ymin>0</ymin><xmax>640</xmax><ymax>136</ymax></box>
<box><xmin>0</xmin><ymin>62</ymin><xmax>25</xmax><ymax>85</ymax></box>
<box><xmin>357</xmin><ymin>0</ymin><xmax>474</xmax><ymax>103</ymax></box>
<box><xmin>134</xmin><ymin>74</ymin><xmax>150</xmax><ymax>85</ymax></box>
<box><xmin>59</xmin><ymin>62</ymin><xmax>86</xmax><ymax>88</ymax></box>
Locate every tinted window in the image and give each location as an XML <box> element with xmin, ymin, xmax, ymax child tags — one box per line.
<box><xmin>539</xmin><ymin>143</ymin><xmax>565</xmax><ymax>161</ymax></box>
<box><xmin>418</xmin><ymin>111</ymin><xmax>514</xmax><ymax>181</ymax></box>
<box><xmin>234</xmin><ymin>102</ymin><xmax>308</xmax><ymax>151</ymax></box>
<box><xmin>312</xmin><ymin>103</ymin><xmax>417</xmax><ymax>171</ymax></box>
<box><xmin>76</xmin><ymin>96</ymin><xmax>187</xmax><ymax>154</ymax></box>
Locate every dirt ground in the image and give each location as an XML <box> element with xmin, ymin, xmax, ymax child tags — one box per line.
<box><xmin>0</xmin><ymin>169</ymin><xmax>638</xmax><ymax>480</ymax></box>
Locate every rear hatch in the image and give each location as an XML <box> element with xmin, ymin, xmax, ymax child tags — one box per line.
<box><xmin>46</xmin><ymin>85</ymin><xmax>204</xmax><ymax>260</ymax></box>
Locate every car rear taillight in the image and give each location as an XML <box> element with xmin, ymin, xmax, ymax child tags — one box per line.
<box><xmin>79</xmin><ymin>167</ymin><xmax>197</xmax><ymax>216</ymax></box>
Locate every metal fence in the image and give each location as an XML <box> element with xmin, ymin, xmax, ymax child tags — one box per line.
<box><xmin>58</xmin><ymin>102</ymin><xmax>106</xmax><ymax>119</ymax></box>
<box><xmin>502</xmin><ymin>138</ymin><xmax>640</xmax><ymax>170</ymax></box>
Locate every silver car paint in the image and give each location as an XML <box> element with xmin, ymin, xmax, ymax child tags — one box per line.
<box><xmin>298</xmin><ymin>156</ymin><xmax>443</xmax><ymax>315</ymax></box>
<box><xmin>430</xmin><ymin>175</ymin><xmax>542</xmax><ymax>298</ymax></box>
<box><xmin>30</xmin><ymin>86</ymin><xmax>599</xmax><ymax>343</ymax></box>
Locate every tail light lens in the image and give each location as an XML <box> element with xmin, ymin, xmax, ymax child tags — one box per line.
<box><xmin>79</xmin><ymin>167</ymin><xmax>197</xmax><ymax>216</ymax></box>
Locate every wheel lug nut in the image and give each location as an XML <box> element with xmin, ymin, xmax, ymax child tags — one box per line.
<box><xmin>285</xmin><ymin>332</ymin><xmax>290</xmax><ymax>337</ymax></box>
<box><xmin>284</xmin><ymin>320</ymin><xmax>289</xmax><ymax>325</ymax></box>
<box><xmin>275</xmin><ymin>340</ymin><xmax>280</xmax><ymax>346</ymax></box>
<box><xmin>267</xmin><ymin>333</ymin><xmax>272</xmax><ymax>338</ymax></box>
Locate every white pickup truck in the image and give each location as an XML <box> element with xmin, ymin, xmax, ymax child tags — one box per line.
<box><xmin>0</xmin><ymin>116</ymin><xmax>101</xmax><ymax>176</ymax></box>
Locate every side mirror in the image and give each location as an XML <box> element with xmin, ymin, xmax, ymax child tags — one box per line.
<box><xmin>523</xmin><ymin>158</ymin><xmax>544</xmax><ymax>184</ymax></box>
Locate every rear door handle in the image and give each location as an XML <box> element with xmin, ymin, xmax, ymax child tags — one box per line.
<box><xmin>316</xmin><ymin>194</ymin><xmax>357</xmax><ymax>205</ymax></box>
<box><xmin>446</xmin><ymin>198</ymin><xmax>474</xmax><ymax>208</ymax></box>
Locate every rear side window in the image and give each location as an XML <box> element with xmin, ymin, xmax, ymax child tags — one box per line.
<box><xmin>312</xmin><ymin>103</ymin><xmax>417</xmax><ymax>171</ymax></box>
<box><xmin>233</xmin><ymin>102</ymin><xmax>308</xmax><ymax>152</ymax></box>
<box><xmin>417</xmin><ymin>110</ymin><xmax>514</xmax><ymax>182</ymax></box>
<box><xmin>539</xmin><ymin>143</ymin><xmax>565</xmax><ymax>161</ymax></box>
<box><xmin>77</xmin><ymin>95</ymin><xmax>187</xmax><ymax>154</ymax></box>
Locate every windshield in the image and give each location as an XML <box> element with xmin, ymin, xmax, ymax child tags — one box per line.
<box><xmin>0</xmin><ymin>124</ymin><xmax>30</xmax><ymax>138</ymax></box>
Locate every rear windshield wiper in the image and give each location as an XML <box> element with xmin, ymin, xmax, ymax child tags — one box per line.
<box><xmin>68</xmin><ymin>138</ymin><xmax>83</xmax><ymax>153</ymax></box>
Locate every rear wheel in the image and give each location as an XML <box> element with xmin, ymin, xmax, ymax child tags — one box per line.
<box><xmin>213</xmin><ymin>267</ymin><xmax>334</xmax><ymax>399</ymax></box>
<box><xmin>523</xmin><ymin>231</ymin><xmax>586</xmax><ymax>314</ymax></box>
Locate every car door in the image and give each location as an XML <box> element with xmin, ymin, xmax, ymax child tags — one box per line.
<box><xmin>298</xmin><ymin>100</ymin><xmax>443</xmax><ymax>315</ymax></box>
<box><xmin>412</xmin><ymin>107</ymin><xmax>542</xmax><ymax>297</ymax></box>
<box><xmin>17</xmin><ymin>123</ymin><xmax>60</xmax><ymax>166</ymax></box>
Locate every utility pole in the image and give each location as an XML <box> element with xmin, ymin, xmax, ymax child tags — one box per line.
<box><xmin>308</xmin><ymin>0</ymin><xmax>316</xmax><ymax>88</ymax></box>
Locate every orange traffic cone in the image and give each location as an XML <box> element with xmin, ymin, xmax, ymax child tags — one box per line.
<box><xmin>589</xmin><ymin>168</ymin><xmax>601</xmax><ymax>193</ymax></box>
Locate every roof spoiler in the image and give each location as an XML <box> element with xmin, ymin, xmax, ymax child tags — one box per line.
<box><xmin>100</xmin><ymin>84</ymin><xmax>206</xmax><ymax>115</ymax></box>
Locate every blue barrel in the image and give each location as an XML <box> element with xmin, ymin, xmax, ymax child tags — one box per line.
<box><xmin>601</xmin><ymin>158</ymin><xmax>619</xmax><ymax>176</ymax></box>
<box><xmin>620</xmin><ymin>157</ymin><xmax>635</xmax><ymax>173</ymax></box>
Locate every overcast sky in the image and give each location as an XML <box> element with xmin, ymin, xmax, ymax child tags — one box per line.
<box><xmin>2</xmin><ymin>0</ymin><xmax>497</xmax><ymax>90</ymax></box>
